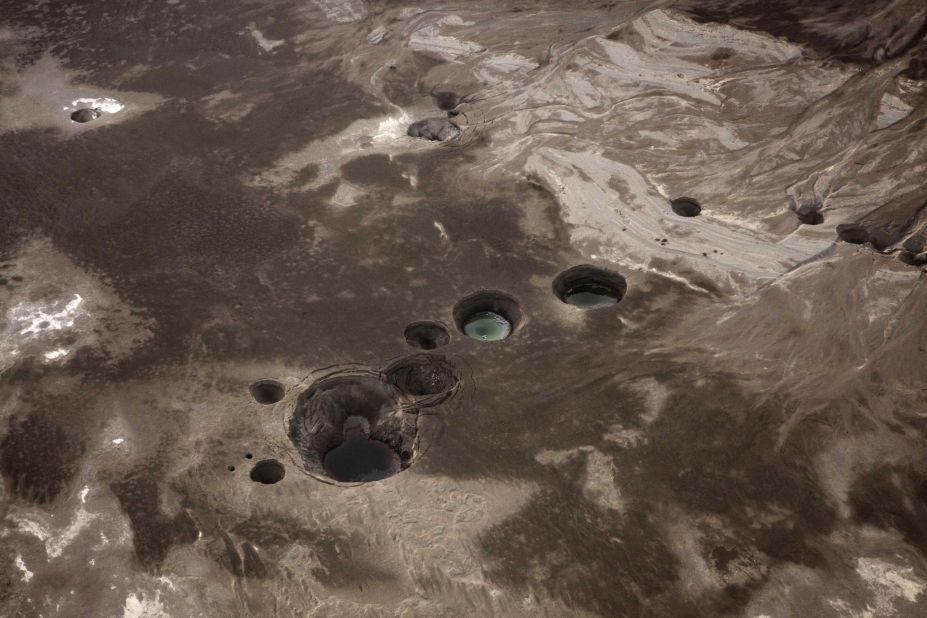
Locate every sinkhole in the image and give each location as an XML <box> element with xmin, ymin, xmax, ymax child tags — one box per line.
<box><xmin>250</xmin><ymin>379</ymin><xmax>285</xmax><ymax>405</ymax></box>
<box><xmin>670</xmin><ymin>197</ymin><xmax>702</xmax><ymax>217</ymax></box>
<box><xmin>70</xmin><ymin>108</ymin><xmax>100</xmax><ymax>123</ymax></box>
<box><xmin>836</xmin><ymin>223</ymin><xmax>870</xmax><ymax>244</ymax></box>
<box><xmin>249</xmin><ymin>459</ymin><xmax>285</xmax><ymax>485</ymax></box>
<box><xmin>403</xmin><ymin>321</ymin><xmax>450</xmax><ymax>350</ymax></box>
<box><xmin>552</xmin><ymin>265</ymin><xmax>627</xmax><ymax>309</ymax></box>
<box><xmin>453</xmin><ymin>291</ymin><xmax>523</xmax><ymax>342</ymax></box>
<box><xmin>288</xmin><ymin>374</ymin><xmax>417</xmax><ymax>483</ymax></box>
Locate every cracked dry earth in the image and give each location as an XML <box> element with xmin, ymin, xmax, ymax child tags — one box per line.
<box><xmin>1</xmin><ymin>1</ymin><xmax>927</xmax><ymax>616</ymax></box>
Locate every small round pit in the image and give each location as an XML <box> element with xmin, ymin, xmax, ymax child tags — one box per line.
<box><xmin>249</xmin><ymin>459</ymin><xmax>285</xmax><ymax>484</ymax></box>
<box><xmin>250</xmin><ymin>379</ymin><xmax>285</xmax><ymax>405</ymax></box>
<box><xmin>403</xmin><ymin>321</ymin><xmax>450</xmax><ymax>350</ymax></box>
<box><xmin>453</xmin><ymin>291</ymin><xmax>523</xmax><ymax>342</ymax></box>
<box><xmin>670</xmin><ymin>197</ymin><xmax>702</xmax><ymax>217</ymax></box>
<box><xmin>552</xmin><ymin>265</ymin><xmax>627</xmax><ymax>309</ymax></box>
<box><xmin>70</xmin><ymin>108</ymin><xmax>100</xmax><ymax>123</ymax></box>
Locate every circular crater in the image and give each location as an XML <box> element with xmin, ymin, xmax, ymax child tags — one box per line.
<box><xmin>250</xmin><ymin>379</ymin><xmax>285</xmax><ymax>405</ymax></box>
<box><xmin>70</xmin><ymin>108</ymin><xmax>100</xmax><ymax>123</ymax></box>
<box><xmin>403</xmin><ymin>321</ymin><xmax>450</xmax><ymax>350</ymax></box>
<box><xmin>836</xmin><ymin>223</ymin><xmax>869</xmax><ymax>244</ymax></box>
<box><xmin>453</xmin><ymin>291</ymin><xmax>523</xmax><ymax>342</ymax></box>
<box><xmin>552</xmin><ymin>265</ymin><xmax>627</xmax><ymax>309</ymax></box>
<box><xmin>383</xmin><ymin>354</ymin><xmax>460</xmax><ymax>408</ymax></box>
<box><xmin>670</xmin><ymin>197</ymin><xmax>702</xmax><ymax>217</ymax></box>
<box><xmin>288</xmin><ymin>374</ymin><xmax>414</xmax><ymax>483</ymax></box>
<box><xmin>249</xmin><ymin>459</ymin><xmax>285</xmax><ymax>484</ymax></box>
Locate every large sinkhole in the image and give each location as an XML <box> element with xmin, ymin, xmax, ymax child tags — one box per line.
<box><xmin>552</xmin><ymin>265</ymin><xmax>627</xmax><ymax>309</ymax></box>
<box><xmin>288</xmin><ymin>374</ymin><xmax>417</xmax><ymax>483</ymax></box>
<box><xmin>453</xmin><ymin>290</ymin><xmax>523</xmax><ymax>342</ymax></box>
<box><xmin>382</xmin><ymin>354</ymin><xmax>460</xmax><ymax>408</ymax></box>
<box><xmin>670</xmin><ymin>197</ymin><xmax>702</xmax><ymax>217</ymax></box>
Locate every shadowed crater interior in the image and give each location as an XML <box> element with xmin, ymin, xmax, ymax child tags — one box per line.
<box><xmin>249</xmin><ymin>459</ymin><xmax>285</xmax><ymax>484</ymax></box>
<box><xmin>250</xmin><ymin>379</ymin><xmax>285</xmax><ymax>405</ymax></box>
<box><xmin>70</xmin><ymin>108</ymin><xmax>100</xmax><ymax>123</ymax></box>
<box><xmin>795</xmin><ymin>205</ymin><xmax>824</xmax><ymax>225</ymax></box>
<box><xmin>382</xmin><ymin>354</ymin><xmax>460</xmax><ymax>408</ymax></box>
<box><xmin>900</xmin><ymin>235</ymin><xmax>927</xmax><ymax>265</ymax></box>
<box><xmin>407</xmin><ymin>117</ymin><xmax>459</xmax><ymax>141</ymax></box>
<box><xmin>671</xmin><ymin>197</ymin><xmax>702</xmax><ymax>217</ymax></box>
<box><xmin>404</xmin><ymin>321</ymin><xmax>450</xmax><ymax>350</ymax></box>
<box><xmin>552</xmin><ymin>264</ymin><xmax>627</xmax><ymax>309</ymax></box>
<box><xmin>836</xmin><ymin>223</ymin><xmax>870</xmax><ymax>244</ymax></box>
<box><xmin>453</xmin><ymin>290</ymin><xmax>523</xmax><ymax>342</ymax></box>
<box><xmin>288</xmin><ymin>374</ymin><xmax>416</xmax><ymax>483</ymax></box>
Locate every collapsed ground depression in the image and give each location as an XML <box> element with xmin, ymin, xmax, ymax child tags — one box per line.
<box><xmin>1</xmin><ymin>0</ymin><xmax>927</xmax><ymax>616</ymax></box>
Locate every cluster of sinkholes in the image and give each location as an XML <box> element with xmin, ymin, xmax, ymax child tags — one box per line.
<box><xmin>399</xmin><ymin>267</ymin><xmax>627</xmax><ymax>353</ymax></box>
<box><xmin>240</xmin><ymin>265</ymin><xmax>626</xmax><ymax>486</ymax></box>
<box><xmin>223</xmin><ymin>381</ymin><xmax>290</xmax><ymax>485</ymax></box>
<box><xmin>236</xmin><ymin>192</ymin><xmax>911</xmax><ymax>486</ymax></box>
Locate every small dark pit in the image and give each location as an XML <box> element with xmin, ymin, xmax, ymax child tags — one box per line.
<box><xmin>249</xmin><ymin>459</ymin><xmax>285</xmax><ymax>484</ymax></box>
<box><xmin>671</xmin><ymin>197</ymin><xmax>702</xmax><ymax>217</ymax></box>
<box><xmin>70</xmin><ymin>108</ymin><xmax>100</xmax><ymax>123</ymax></box>
<box><xmin>795</xmin><ymin>206</ymin><xmax>824</xmax><ymax>225</ymax></box>
<box><xmin>453</xmin><ymin>290</ymin><xmax>523</xmax><ymax>342</ymax></box>
<box><xmin>250</xmin><ymin>379</ymin><xmax>285</xmax><ymax>405</ymax></box>
<box><xmin>836</xmin><ymin>223</ymin><xmax>870</xmax><ymax>245</ymax></box>
<box><xmin>228</xmin><ymin>465</ymin><xmax>235</xmax><ymax>472</ymax></box>
<box><xmin>383</xmin><ymin>354</ymin><xmax>460</xmax><ymax>407</ymax></box>
<box><xmin>403</xmin><ymin>321</ymin><xmax>450</xmax><ymax>350</ymax></box>
<box><xmin>245</xmin><ymin>453</ymin><xmax>253</xmax><ymax>459</ymax></box>
<box><xmin>552</xmin><ymin>265</ymin><xmax>627</xmax><ymax>309</ymax></box>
